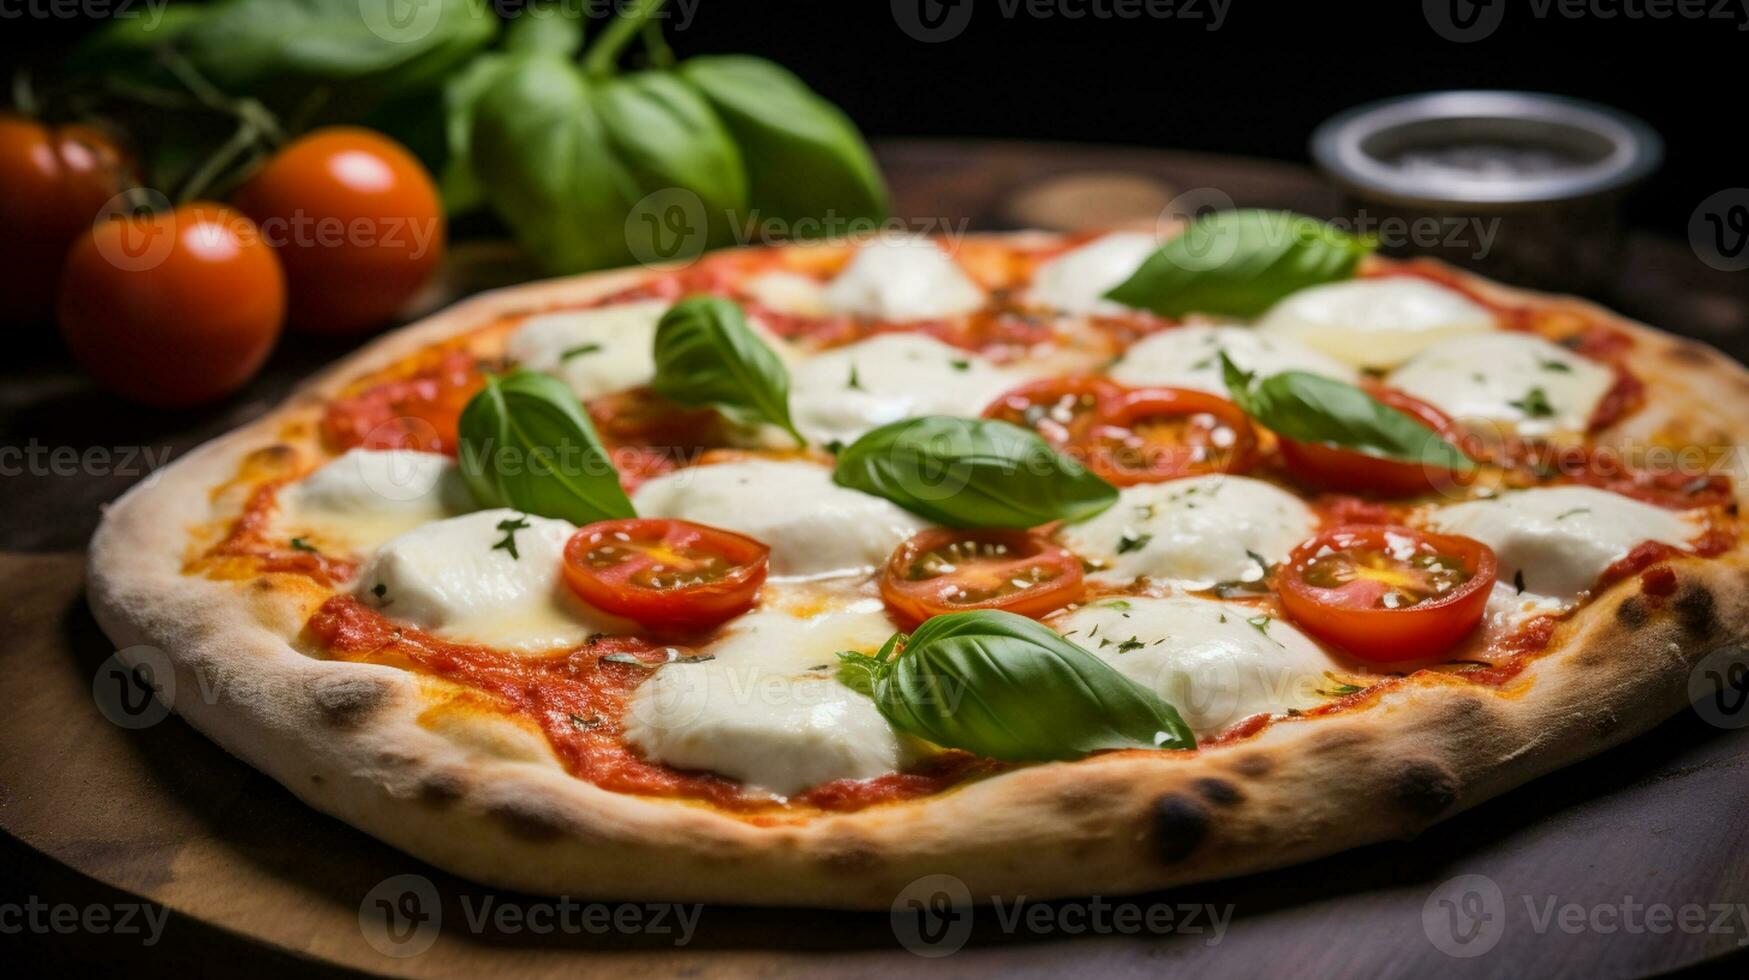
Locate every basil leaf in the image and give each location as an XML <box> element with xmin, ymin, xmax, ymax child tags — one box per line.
<box><xmin>457</xmin><ymin>370</ymin><xmax>635</xmax><ymax>524</ymax></box>
<box><xmin>651</xmin><ymin>297</ymin><xmax>804</xmax><ymax>445</ymax></box>
<box><xmin>593</xmin><ymin>71</ymin><xmax>748</xmax><ymax>255</ymax></box>
<box><xmin>678</xmin><ymin>55</ymin><xmax>887</xmax><ymax>232</ymax></box>
<box><xmin>1105</xmin><ymin>210</ymin><xmax>1373</xmax><ymax>318</ymax></box>
<box><xmin>1220</xmin><ymin>354</ymin><xmax>1476</xmax><ymax>472</ymax></box>
<box><xmin>471</xmin><ymin>56</ymin><xmax>642</xmax><ymax>273</ymax></box>
<box><xmin>436</xmin><ymin>53</ymin><xmax>514</xmax><ymax>214</ymax></box>
<box><xmin>833</xmin><ymin>416</ymin><xmax>1117</xmax><ymax>529</ymax></box>
<box><xmin>840</xmin><ymin>610</ymin><xmax>1195</xmax><ymax>762</ymax></box>
<box><xmin>503</xmin><ymin>5</ymin><xmax>585</xmax><ymax>56</ymax></box>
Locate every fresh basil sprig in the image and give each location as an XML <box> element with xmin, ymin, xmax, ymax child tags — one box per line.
<box><xmin>833</xmin><ymin>416</ymin><xmax>1116</xmax><ymax>528</ymax></box>
<box><xmin>839</xmin><ymin>610</ymin><xmax>1196</xmax><ymax>762</ymax></box>
<box><xmin>1220</xmin><ymin>354</ymin><xmax>1476</xmax><ymax>472</ymax></box>
<box><xmin>651</xmin><ymin>297</ymin><xmax>805</xmax><ymax>445</ymax></box>
<box><xmin>457</xmin><ymin>369</ymin><xmax>636</xmax><ymax>524</ymax></box>
<box><xmin>1105</xmin><ymin>210</ymin><xmax>1374</xmax><ymax>318</ymax></box>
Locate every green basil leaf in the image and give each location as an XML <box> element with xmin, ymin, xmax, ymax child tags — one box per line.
<box><xmin>651</xmin><ymin>297</ymin><xmax>804</xmax><ymax>445</ymax></box>
<box><xmin>840</xmin><ymin>610</ymin><xmax>1195</xmax><ymax>762</ymax></box>
<box><xmin>436</xmin><ymin>53</ymin><xmax>514</xmax><ymax>214</ymax></box>
<box><xmin>64</xmin><ymin>5</ymin><xmax>211</xmax><ymax>78</ymax></box>
<box><xmin>593</xmin><ymin>70</ymin><xmax>748</xmax><ymax>255</ymax></box>
<box><xmin>1105</xmin><ymin>210</ymin><xmax>1373</xmax><ymax>318</ymax></box>
<box><xmin>503</xmin><ymin>5</ymin><xmax>584</xmax><ymax>56</ymax></box>
<box><xmin>833</xmin><ymin>416</ymin><xmax>1117</xmax><ymax>529</ymax></box>
<box><xmin>677</xmin><ymin>55</ymin><xmax>886</xmax><ymax>232</ymax></box>
<box><xmin>457</xmin><ymin>370</ymin><xmax>635</xmax><ymax>524</ymax></box>
<box><xmin>470</xmin><ymin>56</ymin><xmax>642</xmax><ymax>273</ymax></box>
<box><xmin>1220</xmin><ymin>354</ymin><xmax>1476</xmax><ymax>472</ymax></box>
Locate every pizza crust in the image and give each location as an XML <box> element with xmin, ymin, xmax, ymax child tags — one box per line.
<box><xmin>88</xmin><ymin>239</ymin><xmax>1749</xmax><ymax>907</ymax></box>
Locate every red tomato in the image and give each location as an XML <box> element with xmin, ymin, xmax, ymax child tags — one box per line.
<box><xmin>880</xmin><ymin>528</ymin><xmax>1085</xmax><ymax>628</ymax></box>
<box><xmin>58</xmin><ymin>203</ymin><xmax>284</xmax><ymax>407</ymax></box>
<box><xmin>320</xmin><ymin>351</ymin><xmax>482</xmax><ymax>454</ymax></box>
<box><xmin>563</xmin><ymin>519</ymin><xmax>769</xmax><ymax>630</ymax></box>
<box><xmin>982</xmin><ymin>376</ymin><xmax>1123</xmax><ymax>447</ymax></box>
<box><xmin>588</xmin><ymin>387</ymin><xmax>727</xmax><ymax>451</ymax></box>
<box><xmin>233</xmin><ymin>127</ymin><xmax>443</xmax><ymax>335</ymax></box>
<box><xmin>1277</xmin><ymin>525</ymin><xmax>1497</xmax><ymax>663</ymax></box>
<box><xmin>1278</xmin><ymin>387</ymin><xmax>1472</xmax><ymax>497</ymax></box>
<box><xmin>0</xmin><ymin>115</ymin><xmax>131</xmax><ymax>323</ymax></box>
<box><xmin>1073</xmin><ymin>387</ymin><xmax>1259</xmax><ymax>485</ymax></box>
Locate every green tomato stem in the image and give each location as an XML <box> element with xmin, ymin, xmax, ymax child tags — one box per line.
<box><xmin>582</xmin><ymin>0</ymin><xmax>670</xmax><ymax>78</ymax></box>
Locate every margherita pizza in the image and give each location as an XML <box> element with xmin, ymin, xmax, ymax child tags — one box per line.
<box><xmin>88</xmin><ymin>212</ymin><xmax>1749</xmax><ymax>906</ymax></box>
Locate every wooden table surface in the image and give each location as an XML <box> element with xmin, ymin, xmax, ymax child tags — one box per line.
<box><xmin>3</xmin><ymin>140</ymin><xmax>1747</xmax><ymax>978</ymax></box>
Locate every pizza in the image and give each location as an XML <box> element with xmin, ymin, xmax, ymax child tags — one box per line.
<box><xmin>88</xmin><ymin>215</ymin><xmax>1749</xmax><ymax>907</ymax></box>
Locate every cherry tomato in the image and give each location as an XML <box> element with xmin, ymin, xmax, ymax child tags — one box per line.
<box><xmin>0</xmin><ymin>115</ymin><xmax>131</xmax><ymax>323</ymax></box>
<box><xmin>880</xmin><ymin>529</ymin><xmax>1085</xmax><ymax>628</ymax></box>
<box><xmin>982</xmin><ymin>376</ymin><xmax>1123</xmax><ymax>447</ymax></box>
<box><xmin>1073</xmin><ymin>387</ymin><xmax>1259</xmax><ymax>485</ymax></box>
<box><xmin>233</xmin><ymin>127</ymin><xmax>443</xmax><ymax>335</ymax></box>
<box><xmin>58</xmin><ymin>203</ymin><xmax>284</xmax><ymax>407</ymax></box>
<box><xmin>563</xmin><ymin>519</ymin><xmax>769</xmax><ymax>630</ymax></box>
<box><xmin>1278</xmin><ymin>387</ymin><xmax>1472</xmax><ymax>497</ymax></box>
<box><xmin>321</xmin><ymin>351</ymin><xmax>482</xmax><ymax>453</ymax></box>
<box><xmin>1277</xmin><ymin>525</ymin><xmax>1497</xmax><ymax>663</ymax></box>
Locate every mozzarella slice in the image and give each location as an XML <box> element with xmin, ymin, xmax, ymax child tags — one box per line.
<box><xmin>1388</xmin><ymin>332</ymin><xmax>1615</xmax><ymax>438</ymax></box>
<box><xmin>631</xmin><ymin>459</ymin><xmax>931</xmax><ymax>579</ymax></box>
<box><xmin>1058</xmin><ymin>475</ymin><xmax>1317</xmax><ymax>588</ymax></box>
<box><xmin>821</xmin><ymin>237</ymin><xmax>985</xmax><ymax>321</ymax></box>
<box><xmin>1425</xmin><ymin>486</ymin><xmax>1697</xmax><ymax>608</ymax></box>
<box><xmin>741</xmin><ymin>270</ymin><xmax>830</xmax><ymax>317</ymax></box>
<box><xmin>1056</xmin><ymin>596</ymin><xmax>1347</xmax><ymax>737</ymax></box>
<box><xmin>278</xmin><ymin>449</ymin><xmax>471</xmax><ymax>551</ymax></box>
<box><xmin>1109</xmin><ymin>324</ymin><xmax>1357</xmax><ymax>395</ymax></box>
<box><xmin>787</xmin><ymin>333</ymin><xmax>1018</xmax><ymax>445</ymax></box>
<box><xmin>354</xmin><ymin>509</ymin><xmax>622</xmax><ymax>651</ymax></box>
<box><xmin>623</xmin><ymin>663</ymin><xmax>904</xmax><ymax>797</ymax></box>
<box><xmin>505</xmin><ymin>300</ymin><xmax>669</xmax><ymax>401</ymax></box>
<box><xmin>1024</xmin><ymin>232</ymin><xmax>1159</xmax><ymax>315</ymax></box>
<box><xmin>1256</xmin><ymin>277</ymin><xmax>1497</xmax><ymax>369</ymax></box>
<box><xmin>699</xmin><ymin>597</ymin><xmax>897</xmax><ymax>675</ymax></box>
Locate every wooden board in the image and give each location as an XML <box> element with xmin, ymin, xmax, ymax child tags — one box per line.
<box><xmin>4</xmin><ymin>141</ymin><xmax>1749</xmax><ymax>977</ymax></box>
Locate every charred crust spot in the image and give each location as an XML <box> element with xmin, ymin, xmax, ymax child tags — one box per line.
<box><xmin>418</xmin><ymin>773</ymin><xmax>466</xmax><ymax>807</ymax></box>
<box><xmin>248</xmin><ymin>444</ymin><xmax>299</xmax><ymax>467</ymax></box>
<box><xmin>1664</xmin><ymin>341</ymin><xmax>1716</xmax><ymax>367</ymax></box>
<box><xmin>1150</xmin><ymin>793</ymin><xmax>1210</xmax><ymax>863</ymax></box>
<box><xmin>819</xmin><ymin>841</ymin><xmax>880</xmax><ymax>874</ymax></box>
<box><xmin>488</xmin><ymin>801</ymin><xmax>572</xmax><ymax>842</ymax></box>
<box><xmin>1616</xmin><ymin>596</ymin><xmax>1650</xmax><ymax>629</ymax></box>
<box><xmin>1592</xmin><ymin>710</ymin><xmax>1621</xmax><ymax>738</ymax></box>
<box><xmin>1307</xmin><ymin>727</ymin><xmax>1370</xmax><ymax>756</ymax></box>
<box><xmin>310</xmin><ymin>674</ymin><xmax>392</xmax><ymax>728</ymax></box>
<box><xmin>1675</xmin><ymin>586</ymin><xmax>1717</xmax><ymax>637</ymax></box>
<box><xmin>1053</xmin><ymin>778</ymin><xmax>1127</xmax><ymax>814</ymax></box>
<box><xmin>1434</xmin><ymin>696</ymin><xmax>1497</xmax><ymax>733</ymax></box>
<box><xmin>1227</xmin><ymin>753</ymin><xmax>1272</xmax><ymax>778</ymax></box>
<box><xmin>1193</xmin><ymin>777</ymin><xmax>1244</xmax><ymax>807</ymax></box>
<box><xmin>310</xmin><ymin>774</ymin><xmax>325</xmax><ymax>786</ymax></box>
<box><xmin>253</xmin><ymin>577</ymin><xmax>276</xmax><ymax>593</ymax></box>
<box><xmin>1392</xmin><ymin>758</ymin><xmax>1460</xmax><ymax>820</ymax></box>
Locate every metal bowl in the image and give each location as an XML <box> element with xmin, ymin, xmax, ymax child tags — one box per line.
<box><xmin>1311</xmin><ymin>91</ymin><xmax>1662</xmax><ymax>292</ymax></box>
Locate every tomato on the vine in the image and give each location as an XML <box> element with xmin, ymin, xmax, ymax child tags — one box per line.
<box><xmin>0</xmin><ymin>114</ymin><xmax>131</xmax><ymax>323</ymax></box>
<box><xmin>1073</xmin><ymin>386</ymin><xmax>1259</xmax><ymax>485</ymax></box>
<box><xmin>58</xmin><ymin>203</ymin><xmax>284</xmax><ymax>407</ymax></box>
<box><xmin>233</xmin><ymin>127</ymin><xmax>444</xmax><ymax>335</ymax></box>
<box><xmin>563</xmin><ymin>519</ymin><xmax>769</xmax><ymax>630</ymax></box>
<box><xmin>879</xmin><ymin>528</ymin><xmax>1085</xmax><ymax>627</ymax></box>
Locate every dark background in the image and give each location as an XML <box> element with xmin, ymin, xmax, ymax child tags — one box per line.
<box><xmin>3</xmin><ymin>0</ymin><xmax>1736</xmax><ymax>241</ymax></box>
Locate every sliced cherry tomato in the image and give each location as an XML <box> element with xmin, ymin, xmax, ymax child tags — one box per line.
<box><xmin>880</xmin><ymin>529</ymin><xmax>1085</xmax><ymax>627</ymax></box>
<box><xmin>320</xmin><ymin>351</ymin><xmax>482</xmax><ymax>454</ymax></box>
<box><xmin>1278</xmin><ymin>387</ymin><xmax>1472</xmax><ymax>497</ymax></box>
<box><xmin>982</xmin><ymin>376</ymin><xmax>1123</xmax><ymax>446</ymax></box>
<box><xmin>1072</xmin><ymin>387</ymin><xmax>1258</xmax><ymax>485</ymax></box>
<box><xmin>1277</xmin><ymin>524</ymin><xmax>1497</xmax><ymax>663</ymax></box>
<box><xmin>563</xmin><ymin>519</ymin><xmax>769</xmax><ymax>630</ymax></box>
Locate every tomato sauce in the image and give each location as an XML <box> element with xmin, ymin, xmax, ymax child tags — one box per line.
<box><xmin>198</xmin><ymin>482</ymin><xmax>356</xmax><ymax>586</ymax></box>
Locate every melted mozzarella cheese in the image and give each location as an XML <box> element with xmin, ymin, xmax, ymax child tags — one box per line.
<box><xmin>741</xmin><ymin>270</ymin><xmax>829</xmax><ymax>316</ymax></box>
<box><xmin>631</xmin><ymin>459</ymin><xmax>931</xmax><ymax>579</ymax></box>
<box><xmin>1109</xmin><ymin>324</ymin><xmax>1357</xmax><ymax>395</ymax></box>
<box><xmin>1057</xmin><ymin>596</ymin><xmax>1346</xmax><ymax>737</ymax></box>
<box><xmin>1388</xmin><ymin>332</ymin><xmax>1615</xmax><ymax>438</ymax></box>
<box><xmin>700</xmin><ymin>597</ymin><xmax>897</xmax><ymax>675</ymax></box>
<box><xmin>1256</xmin><ymin>277</ymin><xmax>1496</xmax><ymax>369</ymax></box>
<box><xmin>821</xmin><ymin>237</ymin><xmax>985</xmax><ymax>321</ymax></box>
<box><xmin>1024</xmin><ymin>232</ymin><xmax>1159</xmax><ymax>315</ymax></box>
<box><xmin>1426</xmin><ymin>486</ymin><xmax>1697</xmax><ymax>607</ymax></box>
<box><xmin>787</xmin><ymin>333</ymin><xmax>1018</xmax><ymax>445</ymax></box>
<box><xmin>278</xmin><ymin>448</ymin><xmax>471</xmax><ymax>551</ymax></box>
<box><xmin>354</xmin><ymin>509</ymin><xmax>621</xmax><ymax>651</ymax></box>
<box><xmin>504</xmin><ymin>300</ymin><xmax>668</xmax><ymax>400</ymax></box>
<box><xmin>1058</xmin><ymin>475</ymin><xmax>1317</xmax><ymax>588</ymax></box>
